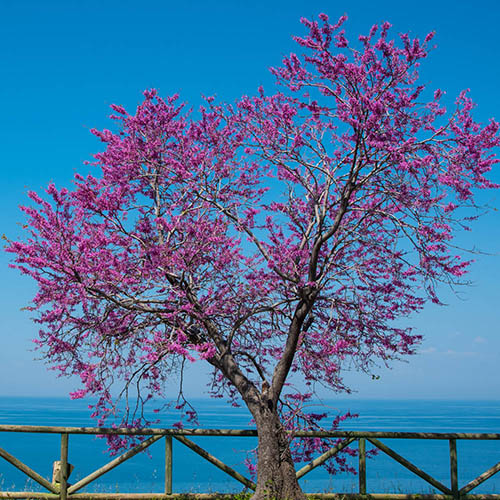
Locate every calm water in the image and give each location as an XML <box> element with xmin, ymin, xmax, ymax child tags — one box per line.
<box><xmin>1</xmin><ymin>397</ymin><xmax>499</xmax><ymax>494</ymax></box>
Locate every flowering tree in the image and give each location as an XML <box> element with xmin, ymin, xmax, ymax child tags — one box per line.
<box><xmin>6</xmin><ymin>14</ymin><xmax>499</xmax><ymax>500</ymax></box>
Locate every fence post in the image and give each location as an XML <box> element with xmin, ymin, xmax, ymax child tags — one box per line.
<box><xmin>449</xmin><ymin>438</ymin><xmax>458</xmax><ymax>500</ymax></box>
<box><xmin>165</xmin><ymin>435</ymin><xmax>172</xmax><ymax>495</ymax></box>
<box><xmin>60</xmin><ymin>433</ymin><xmax>69</xmax><ymax>500</ymax></box>
<box><xmin>359</xmin><ymin>438</ymin><xmax>366</xmax><ymax>494</ymax></box>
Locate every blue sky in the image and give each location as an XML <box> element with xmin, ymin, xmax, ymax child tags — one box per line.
<box><xmin>1</xmin><ymin>0</ymin><xmax>499</xmax><ymax>400</ymax></box>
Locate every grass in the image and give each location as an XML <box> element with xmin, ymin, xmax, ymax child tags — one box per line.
<box><xmin>1</xmin><ymin>472</ymin><xmax>499</xmax><ymax>499</ymax></box>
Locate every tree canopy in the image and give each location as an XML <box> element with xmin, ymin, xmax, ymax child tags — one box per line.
<box><xmin>6</xmin><ymin>14</ymin><xmax>499</xmax><ymax>500</ymax></box>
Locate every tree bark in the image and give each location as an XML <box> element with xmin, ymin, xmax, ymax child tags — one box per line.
<box><xmin>250</xmin><ymin>401</ymin><xmax>306</xmax><ymax>500</ymax></box>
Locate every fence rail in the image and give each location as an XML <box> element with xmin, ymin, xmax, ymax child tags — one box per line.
<box><xmin>1</xmin><ymin>425</ymin><xmax>500</xmax><ymax>499</ymax></box>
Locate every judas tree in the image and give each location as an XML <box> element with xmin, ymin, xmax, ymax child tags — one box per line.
<box><xmin>6</xmin><ymin>14</ymin><xmax>499</xmax><ymax>500</ymax></box>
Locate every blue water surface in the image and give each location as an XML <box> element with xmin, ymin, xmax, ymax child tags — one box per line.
<box><xmin>1</xmin><ymin>397</ymin><xmax>499</xmax><ymax>494</ymax></box>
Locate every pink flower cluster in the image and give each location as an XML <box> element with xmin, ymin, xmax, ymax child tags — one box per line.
<box><xmin>6</xmin><ymin>13</ymin><xmax>498</xmax><ymax>470</ymax></box>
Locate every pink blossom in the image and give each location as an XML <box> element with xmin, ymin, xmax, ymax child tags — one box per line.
<box><xmin>5</xmin><ymin>13</ymin><xmax>499</xmax><ymax>490</ymax></box>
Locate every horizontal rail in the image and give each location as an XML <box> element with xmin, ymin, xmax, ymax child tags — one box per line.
<box><xmin>1</xmin><ymin>425</ymin><xmax>499</xmax><ymax>439</ymax></box>
<box><xmin>1</xmin><ymin>494</ymin><xmax>500</xmax><ymax>500</ymax></box>
<box><xmin>0</xmin><ymin>494</ymin><xmax>239</xmax><ymax>499</ymax></box>
<box><xmin>1</xmin><ymin>426</ymin><xmax>500</xmax><ymax>498</ymax></box>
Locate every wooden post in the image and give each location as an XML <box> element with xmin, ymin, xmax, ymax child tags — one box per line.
<box><xmin>165</xmin><ymin>436</ymin><xmax>172</xmax><ymax>495</ymax></box>
<box><xmin>359</xmin><ymin>438</ymin><xmax>366</xmax><ymax>494</ymax></box>
<box><xmin>449</xmin><ymin>438</ymin><xmax>458</xmax><ymax>500</ymax></box>
<box><xmin>60</xmin><ymin>433</ymin><xmax>69</xmax><ymax>500</ymax></box>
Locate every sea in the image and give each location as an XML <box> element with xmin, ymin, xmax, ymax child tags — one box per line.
<box><xmin>1</xmin><ymin>397</ymin><xmax>500</xmax><ymax>495</ymax></box>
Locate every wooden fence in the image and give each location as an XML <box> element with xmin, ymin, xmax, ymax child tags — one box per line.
<box><xmin>0</xmin><ymin>425</ymin><xmax>500</xmax><ymax>499</ymax></box>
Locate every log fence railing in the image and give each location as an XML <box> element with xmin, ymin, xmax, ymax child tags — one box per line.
<box><xmin>0</xmin><ymin>425</ymin><xmax>499</xmax><ymax>499</ymax></box>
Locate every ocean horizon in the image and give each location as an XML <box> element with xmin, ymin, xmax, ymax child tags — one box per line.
<box><xmin>1</xmin><ymin>397</ymin><xmax>500</xmax><ymax>494</ymax></box>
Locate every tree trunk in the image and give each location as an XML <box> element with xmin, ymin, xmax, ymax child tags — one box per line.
<box><xmin>250</xmin><ymin>403</ymin><xmax>306</xmax><ymax>500</ymax></box>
